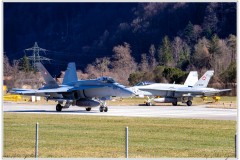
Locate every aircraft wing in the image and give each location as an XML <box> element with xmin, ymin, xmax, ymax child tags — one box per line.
<box><xmin>138</xmin><ymin>88</ymin><xmax>231</xmax><ymax>97</ymax></box>
<box><xmin>138</xmin><ymin>88</ymin><xmax>176</xmax><ymax>92</ymax></box>
<box><xmin>199</xmin><ymin>89</ymin><xmax>232</xmax><ymax>96</ymax></box>
<box><xmin>136</xmin><ymin>88</ymin><xmax>176</xmax><ymax>97</ymax></box>
<box><xmin>9</xmin><ymin>88</ymin><xmax>39</xmax><ymax>95</ymax></box>
<box><xmin>10</xmin><ymin>87</ymin><xmax>74</xmax><ymax>95</ymax></box>
<box><xmin>10</xmin><ymin>85</ymin><xmax>106</xmax><ymax>95</ymax></box>
<box><xmin>174</xmin><ymin>88</ymin><xmax>231</xmax><ymax>97</ymax></box>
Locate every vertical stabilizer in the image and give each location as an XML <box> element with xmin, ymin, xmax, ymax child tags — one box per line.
<box><xmin>62</xmin><ymin>62</ymin><xmax>78</xmax><ymax>85</ymax></box>
<box><xmin>36</xmin><ymin>62</ymin><xmax>59</xmax><ymax>88</ymax></box>
<box><xmin>184</xmin><ymin>71</ymin><xmax>198</xmax><ymax>87</ymax></box>
<box><xmin>193</xmin><ymin>70</ymin><xmax>214</xmax><ymax>88</ymax></box>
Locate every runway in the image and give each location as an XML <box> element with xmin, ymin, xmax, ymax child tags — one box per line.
<box><xmin>3</xmin><ymin>102</ymin><xmax>237</xmax><ymax>120</ymax></box>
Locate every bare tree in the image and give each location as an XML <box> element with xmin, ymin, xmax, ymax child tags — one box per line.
<box><xmin>139</xmin><ymin>53</ymin><xmax>149</xmax><ymax>71</ymax></box>
<box><xmin>192</xmin><ymin>25</ymin><xmax>203</xmax><ymax>42</ymax></box>
<box><xmin>111</xmin><ymin>42</ymin><xmax>137</xmax><ymax>85</ymax></box>
<box><xmin>227</xmin><ymin>34</ymin><xmax>236</xmax><ymax>63</ymax></box>
<box><xmin>76</xmin><ymin>70</ymin><xmax>89</xmax><ymax>80</ymax></box>
<box><xmin>172</xmin><ymin>37</ymin><xmax>190</xmax><ymax>69</ymax></box>
<box><xmin>148</xmin><ymin>44</ymin><xmax>157</xmax><ymax>70</ymax></box>
<box><xmin>85</xmin><ymin>57</ymin><xmax>111</xmax><ymax>79</ymax></box>
<box><xmin>95</xmin><ymin>57</ymin><xmax>111</xmax><ymax>76</ymax></box>
<box><xmin>85</xmin><ymin>64</ymin><xmax>98</xmax><ymax>79</ymax></box>
<box><xmin>210</xmin><ymin>37</ymin><xmax>231</xmax><ymax>74</ymax></box>
<box><xmin>172</xmin><ymin>37</ymin><xmax>182</xmax><ymax>64</ymax></box>
<box><xmin>193</xmin><ymin>37</ymin><xmax>211</xmax><ymax>70</ymax></box>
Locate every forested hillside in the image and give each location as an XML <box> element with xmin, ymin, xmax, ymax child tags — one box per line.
<box><xmin>4</xmin><ymin>2</ymin><xmax>236</xmax><ymax>93</ymax></box>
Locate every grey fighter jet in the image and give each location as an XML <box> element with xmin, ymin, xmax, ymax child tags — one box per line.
<box><xmin>130</xmin><ymin>70</ymin><xmax>231</xmax><ymax>106</ymax></box>
<box><xmin>10</xmin><ymin>62</ymin><xmax>134</xmax><ymax>112</ymax></box>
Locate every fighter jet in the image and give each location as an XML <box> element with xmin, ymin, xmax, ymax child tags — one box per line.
<box><xmin>130</xmin><ymin>70</ymin><xmax>231</xmax><ymax>106</ymax></box>
<box><xmin>130</xmin><ymin>71</ymin><xmax>199</xmax><ymax>105</ymax></box>
<box><xmin>10</xmin><ymin>62</ymin><xmax>134</xmax><ymax>112</ymax></box>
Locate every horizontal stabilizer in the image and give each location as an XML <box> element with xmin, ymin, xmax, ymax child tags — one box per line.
<box><xmin>218</xmin><ymin>89</ymin><xmax>232</xmax><ymax>92</ymax></box>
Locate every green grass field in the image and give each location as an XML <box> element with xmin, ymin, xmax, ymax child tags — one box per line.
<box><xmin>4</xmin><ymin>113</ymin><xmax>236</xmax><ymax>158</ymax></box>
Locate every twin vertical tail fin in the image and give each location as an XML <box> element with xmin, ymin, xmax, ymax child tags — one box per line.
<box><xmin>193</xmin><ymin>70</ymin><xmax>214</xmax><ymax>88</ymax></box>
<box><xmin>62</xmin><ymin>62</ymin><xmax>78</xmax><ymax>85</ymax></box>
<box><xmin>36</xmin><ymin>62</ymin><xmax>59</xmax><ymax>88</ymax></box>
<box><xmin>184</xmin><ymin>71</ymin><xmax>198</xmax><ymax>87</ymax></box>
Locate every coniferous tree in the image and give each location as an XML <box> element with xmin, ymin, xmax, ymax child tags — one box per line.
<box><xmin>184</xmin><ymin>21</ymin><xmax>194</xmax><ymax>45</ymax></box>
<box><xmin>158</xmin><ymin>36</ymin><xmax>173</xmax><ymax>67</ymax></box>
<box><xmin>209</xmin><ymin>34</ymin><xmax>220</xmax><ymax>55</ymax></box>
<box><xmin>203</xmin><ymin>3</ymin><xmax>219</xmax><ymax>38</ymax></box>
<box><xmin>21</xmin><ymin>55</ymin><xmax>32</xmax><ymax>73</ymax></box>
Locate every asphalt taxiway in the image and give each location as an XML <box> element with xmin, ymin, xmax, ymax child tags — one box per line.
<box><xmin>3</xmin><ymin>102</ymin><xmax>237</xmax><ymax>120</ymax></box>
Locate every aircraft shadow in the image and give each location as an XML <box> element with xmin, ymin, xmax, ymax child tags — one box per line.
<box><xmin>138</xmin><ymin>104</ymin><xmax>187</xmax><ymax>106</ymax></box>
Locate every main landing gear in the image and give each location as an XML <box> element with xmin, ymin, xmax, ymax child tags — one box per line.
<box><xmin>56</xmin><ymin>104</ymin><xmax>63</xmax><ymax>112</ymax></box>
<box><xmin>145</xmin><ymin>96</ymin><xmax>153</xmax><ymax>106</ymax></box>
<box><xmin>99</xmin><ymin>105</ymin><xmax>108</xmax><ymax>112</ymax></box>
<box><xmin>186</xmin><ymin>100</ymin><xmax>192</xmax><ymax>106</ymax></box>
<box><xmin>181</xmin><ymin>97</ymin><xmax>193</xmax><ymax>106</ymax></box>
<box><xmin>56</xmin><ymin>101</ymin><xmax>71</xmax><ymax>112</ymax></box>
<box><xmin>99</xmin><ymin>101</ymin><xmax>108</xmax><ymax>112</ymax></box>
<box><xmin>146</xmin><ymin>102</ymin><xmax>152</xmax><ymax>106</ymax></box>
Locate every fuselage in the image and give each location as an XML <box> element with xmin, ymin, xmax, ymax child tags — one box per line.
<box><xmin>130</xmin><ymin>83</ymin><xmax>189</xmax><ymax>97</ymax></box>
<box><xmin>130</xmin><ymin>83</ymin><xmax>219</xmax><ymax>98</ymax></box>
<box><xmin>45</xmin><ymin>78</ymin><xmax>134</xmax><ymax>100</ymax></box>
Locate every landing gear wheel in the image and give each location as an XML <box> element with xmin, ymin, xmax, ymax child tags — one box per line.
<box><xmin>56</xmin><ymin>104</ymin><xmax>62</xmax><ymax>112</ymax></box>
<box><xmin>146</xmin><ymin>102</ymin><xmax>152</xmax><ymax>106</ymax></box>
<box><xmin>99</xmin><ymin>106</ymin><xmax>104</xmax><ymax>112</ymax></box>
<box><xmin>104</xmin><ymin>107</ymin><xmax>108</xmax><ymax>112</ymax></box>
<box><xmin>86</xmin><ymin>107</ymin><xmax>91</xmax><ymax>111</ymax></box>
<box><xmin>172</xmin><ymin>101</ymin><xmax>178</xmax><ymax>106</ymax></box>
<box><xmin>186</xmin><ymin>100</ymin><xmax>192</xmax><ymax>106</ymax></box>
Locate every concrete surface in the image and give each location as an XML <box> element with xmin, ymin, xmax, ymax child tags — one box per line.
<box><xmin>3</xmin><ymin>102</ymin><xmax>237</xmax><ymax>120</ymax></box>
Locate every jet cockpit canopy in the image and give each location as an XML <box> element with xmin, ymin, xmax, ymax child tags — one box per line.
<box><xmin>97</xmin><ymin>76</ymin><xmax>116</xmax><ymax>83</ymax></box>
<box><xmin>135</xmin><ymin>81</ymin><xmax>154</xmax><ymax>86</ymax></box>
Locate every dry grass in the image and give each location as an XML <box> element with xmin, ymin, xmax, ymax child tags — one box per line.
<box><xmin>108</xmin><ymin>96</ymin><xmax>236</xmax><ymax>109</ymax></box>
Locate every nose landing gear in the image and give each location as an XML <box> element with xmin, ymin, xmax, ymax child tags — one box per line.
<box><xmin>86</xmin><ymin>107</ymin><xmax>92</xmax><ymax>111</ymax></box>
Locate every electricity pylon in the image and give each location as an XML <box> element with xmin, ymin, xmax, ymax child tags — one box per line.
<box><xmin>24</xmin><ymin>42</ymin><xmax>51</xmax><ymax>69</ymax></box>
